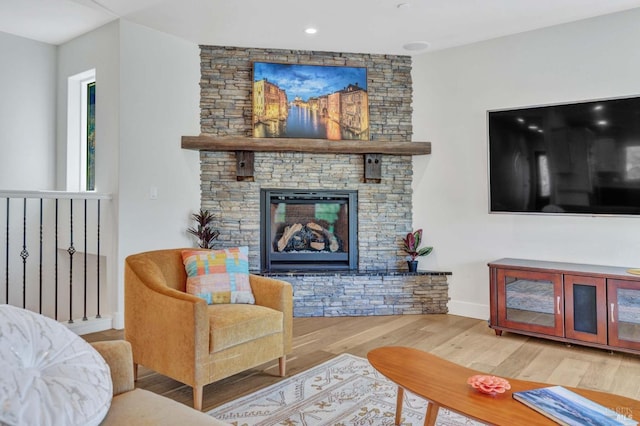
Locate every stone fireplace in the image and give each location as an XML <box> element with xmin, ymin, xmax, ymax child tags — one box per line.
<box><xmin>260</xmin><ymin>189</ymin><xmax>358</xmax><ymax>271</ymax></box>
<box><xmin>193</xmin><ymin>45</ymin><xmax>449</xmax><ymax>317</ymax></box>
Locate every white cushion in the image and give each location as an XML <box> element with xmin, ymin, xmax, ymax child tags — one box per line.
<box><xmin>0</xmin><ymin>305</ymin><xmax>112</xmax><ymax>426</ymax></box>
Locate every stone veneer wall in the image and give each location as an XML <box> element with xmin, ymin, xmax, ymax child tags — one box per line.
<box><xmin>197</xmin><ymin>45</ymin><xmax>449</xmax><ymax>316</ymax></box>
<box><xmin>270</xmin><ymin>272</ymin><xmax>450</xmax><ymax>317</ymax></box>
<box><xmin>200</xmin><ymin>46</ymin><xmax>413</xmax><ymax>140</ymax></box>
<box><xmin>200</xmin><ymin>151</ymin><xmax>412</xmax><ymax>271</ymax></box>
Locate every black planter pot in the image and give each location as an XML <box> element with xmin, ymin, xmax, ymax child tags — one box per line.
<box><xmin>407</xmin><ymin>260</ymin><xmax>418</xmax><ymax>272</ymax></box>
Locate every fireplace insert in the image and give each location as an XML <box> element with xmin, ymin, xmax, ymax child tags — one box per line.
<box><xmin>260</xmin><ymin>189</ymin><xmax>358</xmax><ymax>271</ymax></box>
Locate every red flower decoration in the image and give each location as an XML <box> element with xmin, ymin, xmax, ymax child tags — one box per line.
<box><xmin>467</xmin><ymin>375</ymin><xmax>511</xmax><ymax>395</ymax></box>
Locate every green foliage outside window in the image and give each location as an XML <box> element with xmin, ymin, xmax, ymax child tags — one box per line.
<box><xmin>87</xmin><ymin>82</ymin><xmax>96</xmax><ymax>191</ymax></box>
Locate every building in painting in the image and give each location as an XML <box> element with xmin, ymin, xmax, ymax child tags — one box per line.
<box><xmin>293</xmin><ymin>96</ymin><xmax>307</xmax><ymax>107</ymax></box>
<box><xmin>253</xmin><ymin>79</ymin><xmax>288</xmax><ymax>124</ymax></box>
<box><xmin>339</xmin><ymin>83</ymin><xmax>369</xmax><ymax>137</ymax></box>
<box><xmin>327</xmin><ymin>92</ymin><xmax>341</xmax><ymax>124</ymax></box>
<box><xmin>308</xmin><ymin>97</ymin><xmax>319</xmax><ymax>111</ymax></box>
<box><xmin>318</xmin><ymin>96</ymin><xmax>328</xmax><ymax>116</ymax></box>
<box><xmin>278</xmin><ymin>90</ymin><xmax>288</xmax><ymax>120</ymax></box>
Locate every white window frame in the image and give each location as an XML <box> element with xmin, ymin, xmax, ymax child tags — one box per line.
<box><xmin>67</xmin><ymin>69</ymin><xmax>96</xmax><ymax>192</ymax></box>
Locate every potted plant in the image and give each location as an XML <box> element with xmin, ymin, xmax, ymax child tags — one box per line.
<box><xmin>187</xmin><ymin>209</ymin><xmax>220</xmax><ymax>249</ymax></box>
<box><xmin>401</xmin><ymin>229</ymin><xmax>433</xmax><ymax>272</ymax></box>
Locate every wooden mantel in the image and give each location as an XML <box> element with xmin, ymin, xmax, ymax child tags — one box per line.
<box><xmin>181</xmin><ymin>135</ymin><xmax>431</xmax><ymax>182</ymax></box>
<box><xmin>181</xmin><ymin>135</ymin><xmax>431</xmax><ymax>156</ymax></box>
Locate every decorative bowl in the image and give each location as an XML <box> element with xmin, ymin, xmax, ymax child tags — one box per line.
<box><xmin>467</xmin><ymin>375</ymin><xmax>511</xmax><ymax>395</ymax></box>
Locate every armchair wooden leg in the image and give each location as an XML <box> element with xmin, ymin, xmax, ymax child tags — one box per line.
<box><xmin>194</xmin><ymin>385</ymin><xmax>204</xmax><ymax>411</ymax></box>
<box><xmin>133</xmin><ymin>363</ymin><xmax>138</xmax><ymax>381</ymax></box>
<box><xmin>279</xmin><ymin>356</ymin><xmax>287</xmax><ymax>377</ymax></box>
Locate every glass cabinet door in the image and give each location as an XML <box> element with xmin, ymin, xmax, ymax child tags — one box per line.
<box><xmin>497</xmin><ymin>269</ymin><xmax>564</xmax><ymax>336</ymax></box>
<box><xmin>608</xmin><ymin>279</ymin><xmax>640</xmax><ymax>351</ymax></box>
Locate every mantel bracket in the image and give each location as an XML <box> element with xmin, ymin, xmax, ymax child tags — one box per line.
<box><xmin>235</xmin><ymin>151</ymin><xmax>255</xmax><ymax>181</ymax></box>
<box><xmin>364</xmin><ymin>154</ymin><xmax>382</xmax><ymax>183</ymax></box>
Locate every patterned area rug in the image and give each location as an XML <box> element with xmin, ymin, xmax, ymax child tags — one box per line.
<box><xmin>208</xmin><ymin>353</ymin><xmax>485</xmax><ymax>425</ymax></box>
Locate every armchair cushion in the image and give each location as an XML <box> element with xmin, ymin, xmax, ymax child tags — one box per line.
<box><xmin>208</xmin><ymin>304</ymin><xmax>283</xmax><ymax>352</ymax></box>
<box><xmin>182</xmin><ymin>247</ymin><xmax>255</xmax><ymax>304</ymax></box>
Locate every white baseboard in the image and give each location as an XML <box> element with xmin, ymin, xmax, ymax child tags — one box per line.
<box><xmin>112</xmin><ymin>310</ymin><xmax>124</xmax><ymax>330</ymax></box>
<box><xmin>65</xmin><ymin>316</ymin><xmax>113</xmax><ymax>335</ymax></box>
<box><xmin>63</xmin><ymin>310</ymin><xmax>124</xmax><ymax>335</ymax></box>
<box><xmin>447</xmin><ymin>300</ymin><xmax>489</xmax><ymax>320</ymax></box>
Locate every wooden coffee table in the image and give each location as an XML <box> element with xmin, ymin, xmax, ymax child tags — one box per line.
<box><xmin>367</xmin><ymin>346</ymin><xmax>640</xmax><ymax>426</ymax></box>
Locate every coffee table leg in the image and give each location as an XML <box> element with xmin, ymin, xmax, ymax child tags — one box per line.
<box><xmin>424</xmin><ymin>401</ymin><xmax>440</xmax><ymax>426</ymax></box>
<box><xmin>395</xmin><ymin>386</ymin><xmax>404</xmax><ymax>425</ymax></box>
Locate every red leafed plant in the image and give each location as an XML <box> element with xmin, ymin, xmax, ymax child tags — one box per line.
<box><xmin>401</xmin><ymin>229</ymin><xmax>433</xmax><ymax>261</ymax></box>
<box><xmin>187</xmin><ymin>209</ymin><xmax>220</xmax><ymax>249</ymax></box>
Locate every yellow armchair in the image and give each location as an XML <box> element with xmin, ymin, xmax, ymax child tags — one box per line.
<box><xmin>124</xmin><ymin>248</ymin><xmax>293</xmax><ymax>410</ymax></box>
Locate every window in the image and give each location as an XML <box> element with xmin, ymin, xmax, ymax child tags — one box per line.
<box><xmin>536</xmin><ymin>152</ymin><xmax>550</xmax><ymax>197</ymax></box>
<box><xmin>625</xmin><ymin>146</ymin><xmax>640</xmax><ymax>181</ymax></box>
<box><xmin>86</xmin><ymin>81</ymin><xmax>95</xmax><ymax>190</ymax></box>
<box><xmin>67</xmin><ymin>69</ymin><xmax>96</xmax><ymax>191</ymax></box>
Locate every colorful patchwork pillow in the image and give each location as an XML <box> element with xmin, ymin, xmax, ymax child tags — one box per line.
<box><xmin>182</xmin><ymin>247</ymin><xmax>255</xmax><ymax>304</ymax></box>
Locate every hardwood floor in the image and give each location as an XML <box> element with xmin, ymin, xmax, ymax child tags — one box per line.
<box><xmin>84</xmin><ymin>314</ymin><xmax>640</xmax><ymax>412</ymax></box>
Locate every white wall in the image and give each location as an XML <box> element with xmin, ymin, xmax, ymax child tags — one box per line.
<box><xmin>57</xmin><ymin>21</ymin><xmax>120</xmax><ymax>194</ymax></box>
<box><xmin>412</xmin><ymin>8</ymin><xmax>640</xmax><ymax>319</ymax></box>
<box><xmin>118</xmin><ymin>20</ymin><xmax>200</xmax><ymax>256</ymax></box>
<box><xmin>0</xmin><ymin>32</ymin><xmax>56</xmax><ymax>190</ymax></box>
<box><xmin>55</xmin><ymin>20</ymin><xmax>200</xmax><ymax>328</ymax></box>
<box><xmin>116</xmin><ymin>21</ymin><xmax>200</xmax><ymax>325</ymax></box>
<box><xmin>55</xmin><ymin>22</ymin><xmax>120</xmax><ymax>329</ymax></box>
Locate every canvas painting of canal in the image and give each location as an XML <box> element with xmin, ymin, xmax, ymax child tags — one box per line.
<box><xmin>252</xmin><ymin>62</ymin><xmax>369</xmax><ymax>140</ymax></box>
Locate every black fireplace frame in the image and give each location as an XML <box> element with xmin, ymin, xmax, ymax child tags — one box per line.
<box><xmin>260</xmin><ymin>189</ymin><xmax>358</xmax><ymax>271</ymax></box>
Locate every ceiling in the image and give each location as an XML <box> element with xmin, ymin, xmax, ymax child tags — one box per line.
<box><xmin>2</xmin><ymin>0</ymin><xmax>640</xmax><ymax>55</ymax></box>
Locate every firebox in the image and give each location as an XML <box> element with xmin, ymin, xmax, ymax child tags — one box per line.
<box><xmin>260</xmin><ymin>189</ymin><xmax>358</xmax><ymax>271</ymax></box>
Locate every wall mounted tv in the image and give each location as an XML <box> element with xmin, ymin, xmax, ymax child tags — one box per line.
<box><xmin>488</xmin><ymin>95</ymin><xmax>640</xmax><ymax>216</ymax></box>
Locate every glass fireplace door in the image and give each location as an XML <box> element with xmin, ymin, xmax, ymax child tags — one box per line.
<box><xmin>260</xmin><ymin>189</ymin><xmax>357</xmax><ymax>271</ymax></box>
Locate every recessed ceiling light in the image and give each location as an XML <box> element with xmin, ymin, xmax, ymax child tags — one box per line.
<box><xmin>597</xmin><ymin>120</ymin><xmax>608</xmax><ymax>126</ymax></box>
<box><xmin>403</xmin><ymin>41</ymin><xmax>430</xmax><ymax>51</ymax></box>
<box><xmin>516</xmin><ymin>117</ymin><xmax>525</xmax><ymax>123</ymax></box>
<box><xmin>305</xmin><ymin>27</ymin><xmax>317</xmax><ymax>35</ymax></box>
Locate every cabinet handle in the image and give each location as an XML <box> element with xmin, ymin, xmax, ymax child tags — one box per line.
<box><xmin>610</xmin><ymin>303</ymin><xmax>616</xmax><ymax>323</ymax></box>
<box><xmin>556</xmin><ymin>296</ymin><xmax>561</xmax><ymax>315</ymax></box>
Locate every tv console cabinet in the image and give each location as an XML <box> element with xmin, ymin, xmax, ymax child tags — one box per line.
<box><xmin>489</xmin><ymin>258</ymin><xmax>640</xmax><ymax>354</ymax></box>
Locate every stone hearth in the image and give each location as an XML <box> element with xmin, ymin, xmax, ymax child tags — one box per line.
<box><xmin>264</xmin><ymin>270</ymin><xmax>450</xmax><ymax>317</ymax></box>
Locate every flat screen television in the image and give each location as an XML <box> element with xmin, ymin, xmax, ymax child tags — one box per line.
<box><xmin>488</xmin><ymin>95</ymin><xmax>640</xmax><ymax>216</ymax></box>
